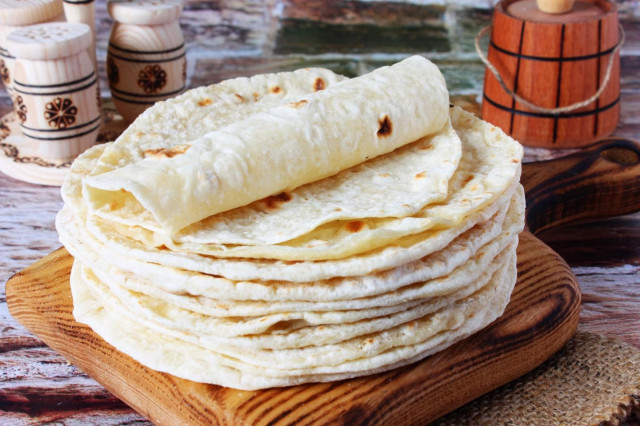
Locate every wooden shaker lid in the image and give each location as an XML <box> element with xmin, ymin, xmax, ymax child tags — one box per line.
<box><xmin>507</xmin><ymin>0</ymin><xmax>606</xmax><ymax>23</ymax></box>
<box><xmin>108</xmin><ymin>0</ymin><xmax>183</xmax><ymax>26</ymax></box>
<box><xmin>6</xmin><ymin>22</ymin><xmax>92</xmax><ymax>60</ymax></box>
<box><xmin>0</xmin><ymin>0</ymin><xmax>64</xmax><ymax>26</ymax></box>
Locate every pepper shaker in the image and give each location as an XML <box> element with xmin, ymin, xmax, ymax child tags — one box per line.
<box><xmin>0</xmin><ymin>0</ymin><xmax>66</xmax><ymax>101</ymax></box>
<box><xmin>7</xmin><ymin>22</ymin><xmax>101</xmax><ymax>161</ymax></box>
<box><xmin>107</xmin><ymin>0</ymin><xmax>186</xmax><ymax>124</ymax></box>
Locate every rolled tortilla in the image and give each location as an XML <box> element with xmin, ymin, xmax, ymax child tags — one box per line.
<box><xmin>85</xmin><ymin>55</ymin><xmax>450</xmax><ymax>234</ymax></box>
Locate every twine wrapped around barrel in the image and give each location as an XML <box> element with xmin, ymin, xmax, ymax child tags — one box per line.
<box><xmin>478</xmin><ymin>0</ymin><xmax>623</xmax><ymax>148</ymax></box>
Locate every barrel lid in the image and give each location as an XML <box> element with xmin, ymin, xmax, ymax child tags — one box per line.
<box><xmin>7</xmin><ymin>23</ymin><xmax>92</xmax><ymax>60</ymax></box>
<box><xmin>506</xmin><ymin>0</ymin><xmax>607</xmax><ymax>23</ymax></box>
<box><xmin>108</xmin><ymin>0</ymin><xmax>183</xmax><ymax>26</ymax></box>
<box><xmin>0</xmin><ymin>0</ymin><xmax>64</xmax><ymax>26</ymax></box>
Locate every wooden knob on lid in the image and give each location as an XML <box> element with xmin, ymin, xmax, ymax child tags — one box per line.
<box><xmin>536</xmin><ymin>0</ymin><xmax>575</xmax><ymax>14</ymax></box>
<box><xmin>6</xmin><ymin>22</ymin><xmax>92</xmax><ymax>60</ymax></box>
<box><xmin>108</xmin><ymin>0</ymin><xmax>183</xmax><ymax>26</ymax></box>
<box><xmin>0</xmin><ymin>0</ymin><xmax>64</xmax><ymax>25</ymax></box>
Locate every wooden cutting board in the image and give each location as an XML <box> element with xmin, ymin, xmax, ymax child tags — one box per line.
<box><xmin>6</xmin><ymin>138</ymin><xmax>640</xmax><ymax>425</ymax></box>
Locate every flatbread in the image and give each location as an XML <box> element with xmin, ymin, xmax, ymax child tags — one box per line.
<box><xmin>58</xmin><ymin>107</ymin><xmax>522</xmax><ymax>282</ymax></box>
<box><xmin>85</xmin><ymin>56</ymin><xmax>451</xmax><ymax>234</ymax></box>
<box><xmin>57</xmin><ymin>187</ymin><xmax>523</xmax><ymax>304</ymax></box>
<box><xmin>79</xmin><ymin>240</ymin><xmax>516</xmax><ymax>347</ymax></box>
<box><xmin>84</xmin><ymin>106</ymin><xmax>519</xmax><ymax>261</ymax></box>
<box><xmin>70</xmin><ymin>249</ymin><xmax>516</xmax><ymax>388</ymax></box>
<box><xmin>57</xmin><ymin>58</ymin><xmax>526</xmax><ymax>391</ymax></box>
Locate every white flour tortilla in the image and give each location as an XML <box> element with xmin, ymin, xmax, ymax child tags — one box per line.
<box><xmin>85</xmin><ymin>56</ymin><xmax>451</xmax><ymax>234</ymax></box>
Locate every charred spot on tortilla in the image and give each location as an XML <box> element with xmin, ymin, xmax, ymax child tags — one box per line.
<box><xmin>314</xmin><ymin>78</ymin><xmax>325</xmax><ymax>91</ymax></box>
<box><xmin>415</xmin><ymin>171</ymin><xmax>427</xmax><ymax>179</ymax></box>
<box><xmin>377</xmin><ymin>115</ymin><xmax>392</xmax><ymax>137</ymax></box>
<box><xmin>143</xmin><ymin>144</ymin><xmax>191</xmax><ymax>159</ymax></box>
<box><xmin>234</xmin><ymin>93</ymin><xmax>246</xmax><ymax>103</ymax></box>
<box><xmin>198</xmin><ymin>98</ymin><xmax>213</xmax><ymax>107</ymax></box>
<box><xmin>287</xmin><ymin>100</ymin><xmax>308</xmax><ymax>109</ymax></box>
<box><xmin>263</xmin><ymin>192</ymin><xmax>293</xmax><ymax>209</ymax></box>
<box><xmin>346</xmin><ymin>220</ymin><xmax>365</xmax><ymax>233</ymax></box>
<box><xmin>270</xmin><ymin>86</ymin><xmax>281</xmax><ymax>94</ymax></box>
<box><xmin>462</xmin><ymin>174</ymin><xmax>474</xmax><ymax>185</ymax></box>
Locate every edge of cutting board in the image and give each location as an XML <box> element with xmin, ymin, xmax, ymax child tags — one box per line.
<box><xmin>6</xmin><ymin>231</ymin><xmax>580</xmax><ymax>425</ymax></box>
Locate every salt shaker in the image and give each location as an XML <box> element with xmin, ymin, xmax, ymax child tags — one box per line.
<box><xmin>7</xmin><ymin>22</ymin><xmax>101</xmax><ymax>161</ymax></box>
<box><xmin>0</xmin><ymin>0</ymin><xmax>66</xmax><ymax>101</ymax></box>
<box><xmin>106</xmin><ymin>0</ymin><xmax>186</xmax><ymax>123</ymax></box>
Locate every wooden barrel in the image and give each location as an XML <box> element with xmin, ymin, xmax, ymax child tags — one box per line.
<box><xmin>481</xmin><ymin>0</ymin><xmax>620</xmax><ymax>148</ymax></box>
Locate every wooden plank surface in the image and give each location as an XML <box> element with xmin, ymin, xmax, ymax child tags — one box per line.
<box><xmin>5</xmin><ymin>232</ymin><xmax>581</xmax><ymax>425</ymax></box>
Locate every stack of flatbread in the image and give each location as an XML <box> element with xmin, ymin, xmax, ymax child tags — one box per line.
<box><xmin>56</xmin><ymin>56</ymin><xmax>525</xmax><ymax>390</ymax></box>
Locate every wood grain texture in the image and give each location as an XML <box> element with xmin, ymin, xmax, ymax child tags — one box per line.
<box><xmin>522</xmin><ymin>137</ymin><xmax>640</xmax><ymax>235</ymax></box>
<box><xmin>5</xmin><ymin>231</ymin><xmax>580</xmax><ymax>425</ymax></box>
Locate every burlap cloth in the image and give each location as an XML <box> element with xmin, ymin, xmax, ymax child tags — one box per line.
<box><xmin>433</xmin><ymin>332</ymin><xmax>640</xmax><ymax>425</ymax></box>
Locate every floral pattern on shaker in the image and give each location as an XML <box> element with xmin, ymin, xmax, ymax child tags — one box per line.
<box><xmin>15</xmin><ymin>96</ymin><xmax>27</xmax><ymax>123</ymax></box>
<box><xmin>138</xmin><ymin>65</ymin><xmax>166</xmax><ymax>94</ymax></box>
<box><xmin>107</xmin><ymin>57</ymin><xmax>119</xmax><ymax>85</ymax></box>
<box><xmin>44</xmin><ymin>97</ymin><xmax>77</xmax><ymax>129</ymax></box>
<box><xmin>0</xmin><ymin>59</ymin><xmax>9</xmax><ymax>85</ymax></box>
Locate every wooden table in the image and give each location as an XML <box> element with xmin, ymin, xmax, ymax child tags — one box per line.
<box><xmin>1</xmin><ymin>90</ymin><xmax>639</xmax><ymax>424</ymax></box>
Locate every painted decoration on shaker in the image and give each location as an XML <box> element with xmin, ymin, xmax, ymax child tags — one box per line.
<box><xmin>0</xmin><ymin>59</ymin><xmax>9</xmax><ymax>85</ymax></box>
<box><xmin>44</xmin><ymin>97</ymin><xmax>77</xmax><ymax>129</ymax></box>
<box><xmin>107</xmin><ymin>57</ymin><xmax>119</xmax><ymax>85</ymax></box>
<box><xmin>14</xmin><ymin>95</ymin><xmax>26</xmax><ymax>123</ymax></box>
<box><xmin>138</xmin><ymin>65</ymin><xmax>167</xmax><ymax>94</ymax></box>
